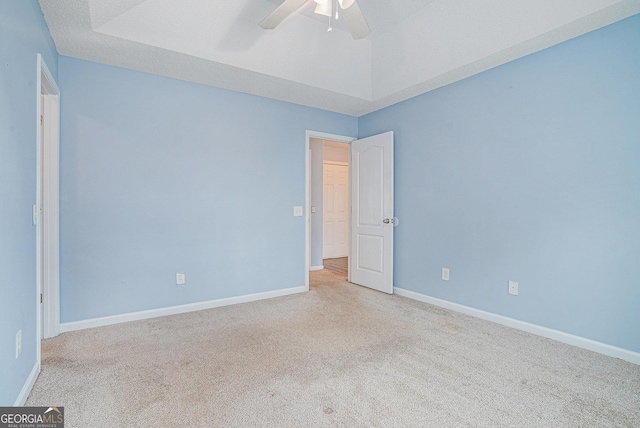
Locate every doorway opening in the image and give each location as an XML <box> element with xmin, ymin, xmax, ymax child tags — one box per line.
<box><xmin>36</xmin><ymin>53</ymin><xmax>61</xmax><ymax>365</ymax></box>
<box><xmin>305</xmin><ymin>131</ymin><xmax>355</xmax><ymax>290</ymax></box>
<box><xmin>317</xmin><ymin>140</ymin><xmax>349</xmax><ymax>279</ymax></box>
<box><xmin>305</xmin><ymin>130</ymin><xmax>394</xmax><ymax>294</ymax></box>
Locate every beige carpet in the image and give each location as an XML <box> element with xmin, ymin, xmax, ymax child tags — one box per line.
<box><xmin>27</xmin><ymin>269</ymin><xmax>640</xmax><ymax>427</ymax></box>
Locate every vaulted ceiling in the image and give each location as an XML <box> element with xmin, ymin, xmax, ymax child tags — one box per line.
<box><xmin>40</xmin><ymin>0</ymin><xmax>640</xmax><ymax>116</ymax></box>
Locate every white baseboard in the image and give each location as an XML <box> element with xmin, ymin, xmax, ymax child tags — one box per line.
<box><xmin>14</xmin><ymin>361</ymin><xmax>40</xmax><ymax>406</ymax></box>
<box><xmin>60</xmin><ymin>286</ymin><xmax>306</xmax><ymax>333</ymax></box>
<box><xmin>394</xmin><ymin>287</ymin><xmax>640</xmax><ymax>365</ymax></box>
<box><xmin>309</xmin><ymin>265</ymin><xmax>324</xmax><ymax>271</ymax></box>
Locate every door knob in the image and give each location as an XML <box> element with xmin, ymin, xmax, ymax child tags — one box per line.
<box><xmin>383</xmin><ymin>218</ymin><xmax>391</xmax><ymax>224</ymax></box>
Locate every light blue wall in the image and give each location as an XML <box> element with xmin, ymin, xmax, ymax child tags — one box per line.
<box><xmin>58</xmin><ymin>57</ymin><xmax>357</xmax><ymax>323</ymax></box>
<box><xmin>359</xmin><ymin>14</ymin><xmax>640</xmax><ymax>353</ymax></box>
<box><xmin>0</xmin><ymin>1</ymin><xmax>58</xmax><ymax>406</ymax></box>
<box><xmin>309</xmin><ymin>139</ymin><xmax>324</xmax><ymax>268</ymax></box>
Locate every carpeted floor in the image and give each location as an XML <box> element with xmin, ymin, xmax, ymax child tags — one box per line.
<box><xmin>27</xmin><ymin>269</ymin><xmax>640</xmax><ymax>427</ymax></box>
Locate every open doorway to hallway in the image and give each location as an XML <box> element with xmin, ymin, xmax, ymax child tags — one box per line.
<box><xmin>309</xmin><ymin>138</ymin><xmax>349</xmax><ymax>282</ymax></box>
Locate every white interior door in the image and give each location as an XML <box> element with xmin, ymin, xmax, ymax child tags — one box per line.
<box><xmin>350</xmin><ymin>131</ymin><xmax>394</xmax><ymax>294</ymax></box>
<box><xmin>323</xmin><ymin>163</ymin><xmax>349</xmax><ymax>259</ymax></box>
<box><xmin>37</xmin><ymin>54</ymin><xmax>61</xmax><ymax>342</ymax></box>
<box><xmin>39</xmin><ymin>93</ymin><xmax>45</xmax><ymax>338</ymax></box>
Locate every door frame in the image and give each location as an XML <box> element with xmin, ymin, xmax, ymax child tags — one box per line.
<box><xmin>305</xmin><ymin>131</ymin><xmax>355</xmax><ymax>291</ymax></box>
<box><xmin>36</xmin><ymin>53</ymin><xmax>61</xmax><ymax>365</ymax></box>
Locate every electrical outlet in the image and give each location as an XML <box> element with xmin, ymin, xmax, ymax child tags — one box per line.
<box><xmin>16</xmin><ymin>330</ymin><xmax>22</xmax><ymax>358</ymax></box>
<box><xmin>442</xmin><ymin>268</ymin><xmax>449</xmax><ymax>281</ymax></box>
<box><xmin>508</xmin><ymin>280</ymin><xmax>518</xmax><ymax>296</ymax></box>
<box><xmin>293</xmin><ymin>206</ymin><xmax>303</xmax><ymax>217</ymax></box>
<box><xmin>176</xmin><ymin>272</ymin><xmax>185</xmax><ymax>285</ymax></box>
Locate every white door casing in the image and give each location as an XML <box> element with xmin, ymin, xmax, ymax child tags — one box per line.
<box><xmin>40</xmin><ymin>93</ymin><xmax>45</xmax><ymax>337</ymax></box>
<box><xmin>349</xmin><ymin>132</ymin><xmax>394</xmax><ymax>294</ymax></box>
<box><xmin>36</xmin><ymin>54</ymin><xmax>61</xmax><ymax>353</ymax></box>
<box><xmin>323</xmin><ymin>163</ymin><xmax>349</xmax><ymax>259</ymax></box>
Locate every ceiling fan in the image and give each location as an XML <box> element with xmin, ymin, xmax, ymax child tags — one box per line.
<box><xmin>259</xmin><ymin>0</ymin><xmax>371</xmax><ymax>40</ymax></box>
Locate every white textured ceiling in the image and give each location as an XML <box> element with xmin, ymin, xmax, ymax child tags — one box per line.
<box><xmin>40</xmin><ymin>0</ymin><xmax>640</xmax><ymax>116</ymax></box>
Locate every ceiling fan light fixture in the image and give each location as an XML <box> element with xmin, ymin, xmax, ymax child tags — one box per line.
<box><xmin>314</xmin><ymin>1</ymin><xmax>332</xmax><ymax>17</ymax></box>
<box><xmin>260</xmin><ymin>0</ymin><xmax>370</xmax><ymax>40</ymax></box>
<box><xmin>337</xmin><ymin>0</ymin><xmax>355</xmax><ymax>9</ymax></box>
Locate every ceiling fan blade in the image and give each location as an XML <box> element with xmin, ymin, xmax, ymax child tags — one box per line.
<box><xmin>259</xmin><ymin>0</ymin><xmax>309</xmax><ymax>29</ymax></box>
<box><xmin>340</xmin><ymin>0</ymin><xmax>370</xmax><ymax>39</ymax></box>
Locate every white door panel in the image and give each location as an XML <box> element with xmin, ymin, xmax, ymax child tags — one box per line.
<box><xmin>323</xmin><ymin>163</ymin><xmax>349</xmax><ymax>258</ymax></box>
<box><xmin>350</xmin><ymin>132</ymin><xmax>393</xmax><ymax>293</ymax></box>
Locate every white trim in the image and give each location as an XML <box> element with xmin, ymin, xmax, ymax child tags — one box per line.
<box><xmin>14</xmin><ymin>361</ymin><xmax>40</xmax><ymax>406</ymax></box>
<box><xmin>309</xmin><ymin>265</ymin><xmax>324</xmax><ymax>271</ymax></box>
<box><xmin>347</xmin><ymin>145</ymin><xmax>352</xmax><ymax>282</ymax></box>
<box><xmin>305</xmin><ymin>130</ymin><xmax>356</xmax><ymax>292</ymax></box>
<box><xmin>394</xmin><ymin>287</ymin><xmax>640</xmax><ymax>365</ymax></box>
<box><xmin>60</xmin><ymin>286</ymin><xmax>306</xmax><ymax>333</ymax></box>
<box><xmin>39</xmin><ymin>55</ymin><xmax>59</xmax><ymax>95</ymax></box>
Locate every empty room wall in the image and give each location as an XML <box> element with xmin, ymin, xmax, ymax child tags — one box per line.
<box><xmin>359</xmin><ymin>14</ymin><xmax>640</xmax><ymax>353</ymax></box>
<box><xmin>58</xmin><ymin>57</ymin><xmax>357</xmax><ymax>324</ymax></box>
<box><xmin>0</xmin><ymin>1</ymin><xmax>58</xmax><ymax>405</ymax></box>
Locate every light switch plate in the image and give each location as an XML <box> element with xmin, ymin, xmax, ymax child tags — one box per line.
<box><xmin>293</xmin><ymin>206</ymin><xmax>303</xmax><ymax>217</ymax></box>
<box><xmin>508</xmin><ymin>280</ymin><xmax>518</xmax><ymax>296</ymax></box>
<box><xmin>176</xmin><ymin>272</ymin><xmax>185</xmax><ymax>285</ymax></box>
<box><xmin>442</xmin><ymin>268</ymin><xmax>449</xmax><ymax>281</ymax></box>
<box><xmin>16</xmin><ymin>330</ymin><xmax>22</xmax><ymax>358</ymax></box>
<box><xmin>311</xmin><ymin>206</ymin><xmax>316</xmax><ymax>214</ymax></box>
